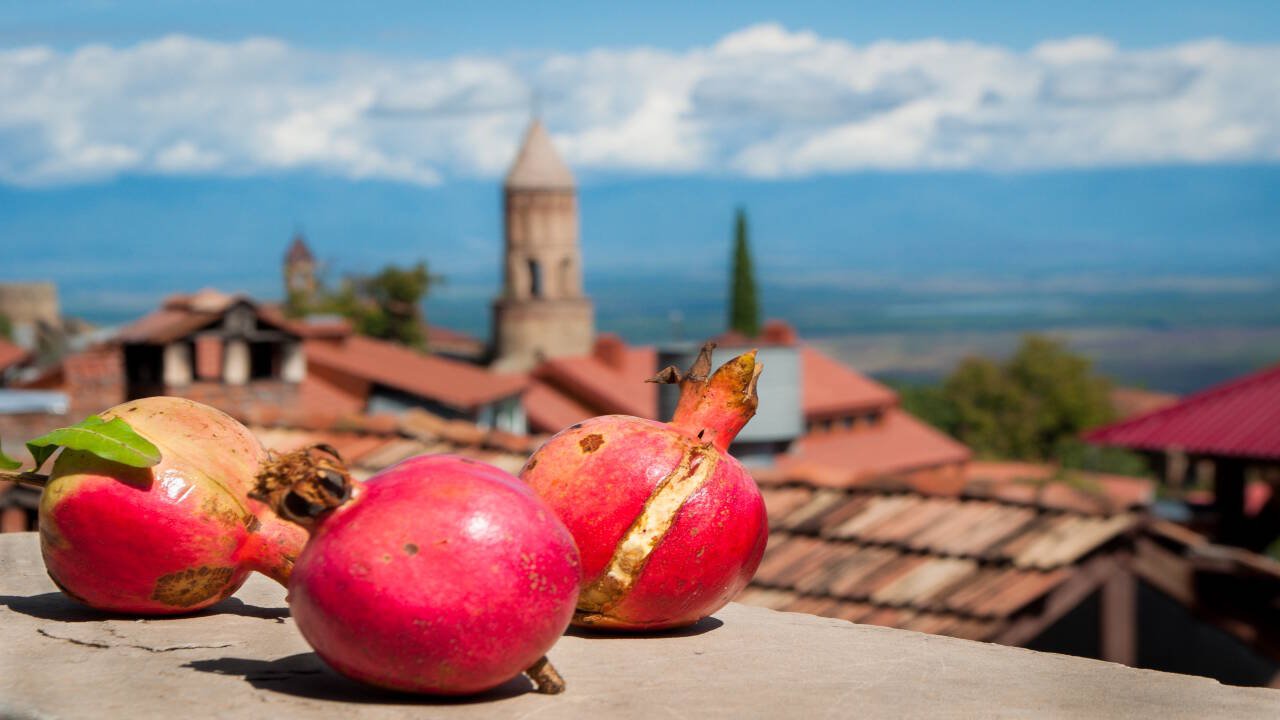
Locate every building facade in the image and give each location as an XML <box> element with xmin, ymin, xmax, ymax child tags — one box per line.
<box><xmin>491</xmin><ymin>120</ymin><xmax>594</xmax><ymax>371</ymax></box>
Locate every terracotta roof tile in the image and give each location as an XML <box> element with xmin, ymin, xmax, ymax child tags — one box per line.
<box><xmin>116</xmin><ymin>308</ymin><xmax>220</xmax><ymax>344</ymax></box>
<box><xmin>800</xmin><ymin>346</ymin><xmax>898</xmax><ymax>419</ymax></box>
<box><xmin>523</xmin><ymin>379</ymin><xmax>598</xmax><ymax>433</ymax></box>
<box><xmin>305</xmin><ymin>335</ymin><xmax>526</xmax><ymax>410</ymax></box>
<box><xmin>742</xmin><ymin>463</ymin><xmax>1142</xmax><ymax>642</ymax></box>
<box><xmin>0</xmin><ymin>339</ymin><xmax>28</xmax><ymax>372</ymax></box>
<box><xmin>530</xmin><ymin>345</ymin><xmax>657</xmax><ymax>426</ymax></box>
<box><xmin>778</xmin><ymin>409</ymin><xmax>971</xmax><ymax>486</ymax></box>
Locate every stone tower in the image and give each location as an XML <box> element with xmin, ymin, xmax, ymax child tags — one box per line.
<box><xmin>283</xmin><ymin>233</ymin><xmax>317</xmax><ymax>300</ymax></box>
<box><xmin>491</xmin><ymin>120</ymin><xmax>594</xmax><ymax>371</ymax></box>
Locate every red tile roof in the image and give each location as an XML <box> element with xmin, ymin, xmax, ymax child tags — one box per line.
<box><xmin>249</xmin><ymin>408</ymin><xmax>541</xmax><ymax>479</ymax></box>
<box><xmin>116</xmin><ymin>308</ymin><xmax>220</xmax><ymax>344</ymax></box>
<box><xmin>523</xmin><ymin>379</ymin><xmax>599</xmax><ymax>432</ymax></box>
<box><xmin>285</xmin><ymin>234</ymin><xmax>314</xmax><ymax>263</ymax></box>
<box><xmin>1085</xmin><ymin>363</ymin><xmax>1280</xmax><ymax>461</ymax></box>
<box><xmin>776</xmin><ymin>409</ymin><xmax>970</xmax><ymax>486</ymax></box>
<box><xmin>304</xmin><ymin>335</ymin><xmax>526</xmax><ymax>411</ymax></box>
<box><xmin>965</xmin><ymin>461</ymin><xmax>1154</xmax><ymax>514</ymax></box>
<box><xmin>739</xmin><ymin>472</ymin><xmax>1139</xmax><ymax>642</ymax></box>
<box><xmin>117</xmin><ymin>290</ymin><xmax>294</xmax><ymax>344</ymax></box>
<box><xmin>0</xmin><ymin>339</ymin><xmax>28</xmax><ymax>373</ymax></box>
<box><xmin>526</xmin><ymin>341</ymin><xmax>657</xmax><ymax>432</ymax></box>
<box><xmin>800</xmin><ymin>346</ymin><xmax>898</xmax><ymax>420</ymax></box>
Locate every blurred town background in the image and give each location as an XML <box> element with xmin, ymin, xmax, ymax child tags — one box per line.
<box><xmin>1</xmin><ymin>1</ymin><xmax>1278</xmax><ymax>690</ymax></box>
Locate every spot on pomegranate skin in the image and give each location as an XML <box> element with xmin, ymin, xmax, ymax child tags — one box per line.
<box><xmin>151</xmin><ymin>565</ymin><xmax>237</xmax><ymax>607</ymax></box>
<box><xmin>579</xmin><ymin>434</ymin><xmax>604</xmax><ymax>453</ymax></box>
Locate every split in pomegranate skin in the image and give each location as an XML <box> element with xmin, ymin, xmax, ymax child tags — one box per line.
<box><xmin>522</xmin><ymin>343</ymin><xmax>770</xmax><ymax>631</ymax></box>
<box><xmin>257</xmin><ymin>453</ymin><xmax>580</xmax><ymax>696</ymax></box>
<box><xmin>37</xmin><ymin>397</ymin><xmax>308</xmax><ymax>614</ymax></box>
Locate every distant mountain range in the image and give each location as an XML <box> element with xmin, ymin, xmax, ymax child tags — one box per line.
<box><xmin>2</xmin><ymin>164</ymin><xmax>1277</xmax><ymax>390</ymax></box>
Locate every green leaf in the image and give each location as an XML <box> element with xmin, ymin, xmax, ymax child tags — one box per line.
<box><xmin>0</xmin><ymin>440</ymin><xmax>20</xmax><ymax>471</ymax></box>
<box><xmin>26</xmin><ymin>415</ymin><xmax>161</xmax><ymax>470</ymax></box>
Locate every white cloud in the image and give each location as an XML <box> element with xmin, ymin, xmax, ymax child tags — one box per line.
<box><xmin>1</xmin><ymin>25</ymin><xmax>1278</xmax><ymax>186</ymax></box>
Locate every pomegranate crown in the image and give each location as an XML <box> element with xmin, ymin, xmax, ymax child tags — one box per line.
<box><xmin>251</xmin><ymin>444</ymin><xmax>354</xmax><ymax>530</ymax></box>
<box><xmin>648</xmin><ymin>342</ymin><xmax>763</xmax><ymax>451</ymax></box>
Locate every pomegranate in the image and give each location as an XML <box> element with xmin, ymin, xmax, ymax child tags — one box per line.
<box><xmin>253</xmin><ymin>452</ymin><xmax>580</xmax><ymax>695</ymax></box>
<box><xmin>35</xmin><ymin>397</ymin><xmax>309</xmax><ymax>614</ymax></box>
<box><xmin>521</xmin><ymin>343</ymin><xmax>769</xmax><ymax>631</ymax></box>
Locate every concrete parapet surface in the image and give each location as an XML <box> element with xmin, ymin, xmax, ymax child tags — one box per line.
<box><xmin>0</xmin><ymin>533</ymin><xmax>1276</xmax><ymax>719</ymax></box>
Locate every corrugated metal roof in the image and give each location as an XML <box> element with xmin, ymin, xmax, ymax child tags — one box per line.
<box><xmin>1085</xmin><ymin>363</ymin><xmax>1280</xmax><ymax>460</ymax></box>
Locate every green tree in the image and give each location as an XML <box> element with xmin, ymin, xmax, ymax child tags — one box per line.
<box><xmin>728</xmin><ymin>207</ymin><xmax>761</xmax><ymax>337</ymax></box>
<box><xmin>0</xmin><ymin>314</ymin><xmax>11</xmax><ymax>341</ymax></box>
<box><xmin>1005</xmin><ymin>335</ymin><xmax>1115</xmax><ymax>458</ymax></box>
<box><xmin>944</xmin><ymin>355</ymin><xmax>1037</xmax><ymax>458</ymax></box>
<box><xmin>310</xmin><ymin>262</ymin><xmax>439</xmax><ymax>349</ymax></box>
<box><xmin>919</xmin><ymin>334</ymin><xmax>1124</xmax><ymax>463</ymax></box>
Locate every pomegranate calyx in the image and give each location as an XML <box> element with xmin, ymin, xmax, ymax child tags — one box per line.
<box><xmin>654</xmin><ymin>342</ymin><xmax>763</xmax><ymax>452</ymax></box>
<box><xmin>252</xmin><ymin>444</ymin><xmax>354</xmax><ymax>530</ymax></box>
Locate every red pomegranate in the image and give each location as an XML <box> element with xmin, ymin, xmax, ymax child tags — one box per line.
<box><xmin>254</xmin><ymin>452</ymin><xmax>580</xmax><ymax>695</ymax></box>
<box><xmin>37</xmin><ymin>397</ymin><xmax>309</xmax><ymax>614</ymax></box>
<box><xmin>521</xmin><ymin>343</ymin><xmax>769</xmax><ymax>631</ymax></box>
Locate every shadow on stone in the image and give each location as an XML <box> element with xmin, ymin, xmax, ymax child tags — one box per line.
<box><xmin>185</xmin><ymin>653</ymin><xmax>536</xmax><ymax>704</ymax></box>
<box><xmin>0</xmin><ymin>593</ymin><xmax>111</xmax><ymax>622</ymax></box>
<box><xmin>566</xmin><ymin>615</ymin><xmax>724</xmax><ymax>639</ymax></box>
<box><xmin>207</xmin><ymin>597</ymin><xmax>290</xmax><ymax>621</ymax></box>
<box><xmin>0</xmin><ymin>593</ymin><xmax>290</xmax><ymax>622</ymax></box>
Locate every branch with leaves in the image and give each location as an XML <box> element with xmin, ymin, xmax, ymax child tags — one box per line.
<box><xmin>0</xmin><ymin>415</ymin><xmax>161</xmax><ymax>487</ymax></box>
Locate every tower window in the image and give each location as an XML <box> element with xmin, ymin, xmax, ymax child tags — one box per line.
<box><xmin>528</xmin><ymin>259</ymin><xmax>543</xmax><ymax>298</ymax></box>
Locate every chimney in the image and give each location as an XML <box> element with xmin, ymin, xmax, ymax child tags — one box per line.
<box><xmin>761</xmin><ymin>320</ymin><xmax>798</xmax><ymax>346</ymax></box>
<box><xmin>593</xmin><ymin>334</ymin><xmax>627</xmax><ymax>371</ymax></box>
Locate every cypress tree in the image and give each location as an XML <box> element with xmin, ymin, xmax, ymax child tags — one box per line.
<box><xmin>728</xmin><ymin>207</ymin><xmax>761</xmax><ymax>337</ymax></box>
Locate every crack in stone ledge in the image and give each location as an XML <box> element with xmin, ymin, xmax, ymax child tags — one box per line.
<box><xmin>37</xmin><ymin>628</ymin><xmax>234</xmax><ymax>653</ymax></box>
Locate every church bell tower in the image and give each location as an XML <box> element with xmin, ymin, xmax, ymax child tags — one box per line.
<box><xmin>491</xmin><ymin>120</ymin><xmax>594</xmax><ymax>371</ymax></box>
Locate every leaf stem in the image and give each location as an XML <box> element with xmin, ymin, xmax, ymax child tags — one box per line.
<box><xmin>0</xmin><ymin>471</ymin><xmax>48</xmax><ymax>488</ymax></box>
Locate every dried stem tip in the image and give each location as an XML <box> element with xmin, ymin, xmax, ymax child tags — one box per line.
<box><xmin>251</xmin><ymin>444</ymin><xmax>354</xmax><ymax>531</ymax></box>
<box><xmin>524</xmin><ymin>655</ymin><xmax>566</xmax><ymax>695</ymax></box>
<box><xmin>650</xmin><ymin>342</ymin><xmax>763</xmax><ymax>452</ymax></box>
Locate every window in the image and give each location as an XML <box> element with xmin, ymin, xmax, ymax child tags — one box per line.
<box><xmin>249</xmin><ymin>342</ymin><xmax>278</xmax><ymax>380</ymax></box>
<box><xmin>528</xmin><ymin>259</ymin><xmax>543</xmax><ymax>298</ymax></box>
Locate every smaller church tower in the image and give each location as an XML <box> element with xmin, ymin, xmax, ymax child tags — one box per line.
<box><xmin>491</xmin><ymin>121</ymin><xmax>594</xmax><ymax>371</ymax></box>
<box><xmin>283</xmin><ymin>233</ymin><xmax>317</xmax><ymax>302</ymax></box>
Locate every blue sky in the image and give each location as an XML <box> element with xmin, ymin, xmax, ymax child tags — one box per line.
<box><xmin>7</xmin><ymin>1</ymin><xmax>1280</xmax><ymax>52</ymax></box>
<box><xmin>1</xmin><ymin>2</ymin><xmax>1278</xmax><ymax>329</ymax></box>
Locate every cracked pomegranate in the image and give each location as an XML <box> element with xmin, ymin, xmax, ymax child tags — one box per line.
<box><xmin>255</xmin><ymin>453</ymin><xmax>580</xmax><ymax>695</ymax></box>
<box><xmin>521</xmin><ymin>343</ymin><xmax>769</xmax><ymax>630</ymax></box>
<box><xmin>38</xmin><ymin>397</ymin><xmax>308</xmax><ymax>614</ymax></box>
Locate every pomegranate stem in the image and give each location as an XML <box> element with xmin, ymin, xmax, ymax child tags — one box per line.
<box><xmin>524</xmin><ymin>655</ymin><xmax>566</xmax><ymax>694</ymax></box>
<box><xmin>651</xmin><ymin>342</ymin><xmax>762</xmax><ymax>452</ymax></box>
<box><xmin>0</xmin><ymin>471</ymin><xmax>48</xmax><ymax>488</ymax></box>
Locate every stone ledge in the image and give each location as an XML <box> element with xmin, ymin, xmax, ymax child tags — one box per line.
<box><xmin>1</xmin><ymin>533</ymin><xmax>1275</xmax><ymax>719</ymax></box>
